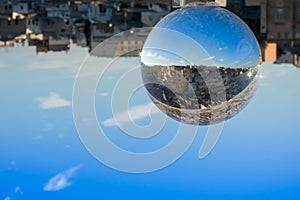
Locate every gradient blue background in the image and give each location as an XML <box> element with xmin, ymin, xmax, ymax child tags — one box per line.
<box><xmin>0</xmin><ymin>43</ymin><xmax>300</xmax><ymax>200</ymax></box>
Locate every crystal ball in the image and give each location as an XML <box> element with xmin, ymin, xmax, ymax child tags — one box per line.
<box><xmin>141</xmin><ymin>5</ymin><xmax>261</xmax><ymax>125</ymax></box>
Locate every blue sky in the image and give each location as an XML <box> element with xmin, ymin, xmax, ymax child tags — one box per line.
<box><xmin>142</xmin><ymin>6</ymin><xmax>260</xmax><ymax>68</ymax></box>
<box><xmin>0</xmin><ymin>42</ymin><xmax>300</xmax><ymax>199</ymax></box>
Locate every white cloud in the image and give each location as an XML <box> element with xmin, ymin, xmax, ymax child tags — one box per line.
<box><xmin>44</xmin><ymin>165</ymin><xmax>81</xmax><ymax>192</ymax></box>
<box><xmin>4</xmin><ymin>197</ymin><xmax>11</xmax><ymax>200</ymax></box>
<box><xmin>141</xmin><ymin>50</ymin><xmax>178</xmax><ymax>66</ymax></box>
<box><xmin>146</xmin><ymin>51</ymin><xmax>171</xmax><ymax>63</ymax></box>
<box><xmin>145</xmin><ymin>51</ymin><xmax>169</xmax><ymax>62</ymax></box>
<box><xmin>102</xmin><ymin>103</ymin><xmax>160</xmax><ymax>127</ymax></box>
<box><xmin>36</xmin><ymin>92</ymin><xmax>71</xmax><ymax>109</ymax></box>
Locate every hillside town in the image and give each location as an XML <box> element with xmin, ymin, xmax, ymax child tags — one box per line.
<box><xmin>0</xmin><ymin>0</ymin><xmax>172</xmax><ymax>54</ymax></box>
<box><xmin>0</xmin><ymin>0</ymin><xmax>300</xmax><ymax>66</ymax></box>
<box><xmin>141</xmin><ymin>64</ymin><xmax>258</xmax><ymax>125</ymax></box>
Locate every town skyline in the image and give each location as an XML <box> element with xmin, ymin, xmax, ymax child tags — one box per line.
<box><xmin>1</xmin><ymin>0</ymin><xmax>300</xmax><ymax>67</ymax></box>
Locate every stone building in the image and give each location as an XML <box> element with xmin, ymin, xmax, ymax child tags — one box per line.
<box><xmin>27</xmin><ymin>16</ymin><xmax>72</xmax><ymax>36</ymax></box>
<box><xmin>0</xmin><ymin>0</ymin><xmax>14</xmax><ymax>17</ymax></box>
<box><xmin>0</xmin><ymin>18</ymin><xmax>26</xmax><ymax>42</ymax></box>
<box><xmin>229</xmin><ymin>0</ymin><xmax>300</xmax><ymax>65</ymax></box>
<box><xmin>243</xmin><ymin>0</ymin><xmax>300</xmax><ymax>42</ymax></box>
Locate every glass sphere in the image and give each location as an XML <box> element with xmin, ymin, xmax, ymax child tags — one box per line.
<box><xmin>141</xmin><ymin>5</ymin><xmax>261</xmax><ymax>125</ymax></box>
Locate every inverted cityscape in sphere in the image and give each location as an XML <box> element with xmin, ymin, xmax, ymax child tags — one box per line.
<box><xmin>141</xmin><ymin>5</ymin><xmax>261</xmax><ymax>125</ymax></box>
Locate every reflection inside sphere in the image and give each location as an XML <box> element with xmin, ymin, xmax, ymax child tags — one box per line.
<box><xmin>141</xmin><ymin>64</ymin><xmax>258</xmax><ymax>125</ymax></box>
<box><xmin>141</xmin><ymin>5</ymin><xmax>261</xmax><ymax>125</ymax></box>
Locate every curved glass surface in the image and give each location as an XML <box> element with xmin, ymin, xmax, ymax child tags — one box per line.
<box><xmin>141</xmin><ymin>5</ymin><xmax>261</xmax><ymax>125</ymax></box>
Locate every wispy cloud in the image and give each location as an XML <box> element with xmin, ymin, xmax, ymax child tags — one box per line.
<box><xmin>29</xmin><ymin>60</ymin><xmax>70</xmax><ymax>70</ymax></box>
<box><xmin>102</xmin><ymin>103</ymin><xmax>160</xmax><ymax>127</ymax></box>
<box><xmin>42</xmin><ymin>123</ymin><xmax>54</xmax><ymax>132</ymax></box>
<box><xmin>75</xmin><ymin>57</ymin><xmax>138</xmax><ymax>78</ymax></box>
<box><xmin>36</xmin><ymin>92</ymin><xmax>71</xmax><ymax>109</ymax></box>
<box><xmin>99</xmin><ymin>92</ymin><xmax>109</xmax><ymax>97</ymax></box>
<box><xmin>201</xmin><ymin>56</ymin><xmax>215</xmax><ymax>62</ymax></box>
<box><xmin>27</xmin><ymin>51</ymin><xmax>85</xmax><ymax>71</ymax></box>
<box><xmin>14</xmin><ymin>186</ymin><xmax>21</xmax><ymax>193</ymax></box>
<box><xmin>0</xmin><ymin>63</ymin><xmax>7</xmax><ymax>68</ymax></box>
<box><xmin>3</xmin><ymin>186</ymin><xmax>22</xmax><ymax>200</ymax></box>
<box><xmin>8</xmin><ymin>161</ymin><xmax>17</xmax><ymax>171</ymax></box>
<box><xmin>44</xmin><ymin>165</ymin><xmax>81</xmax><ymax>192</ymax></box>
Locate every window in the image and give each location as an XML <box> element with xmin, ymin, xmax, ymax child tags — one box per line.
<box><xmin>274</xmin><ymin>8</ymin><xmax>286</xmax><ymax>22</ymax></box>
<box><xmin>277</xmin><ymin>32</ymin><xmax>281</xmax><ymax>39</ymax></box>
<box><xmin>297</xmin><ymin>8</ymin><xmax>300</xmax><ymax>21</ymax></box>
<box><xmin>99</xmin><ymin>5</ymin><xmax>106</xmax><ymax>13</ymax></box>
<box><xmin>20</xmin><ymin>5</ymin><xmax>24</xmax><ymax>10</ymax></box>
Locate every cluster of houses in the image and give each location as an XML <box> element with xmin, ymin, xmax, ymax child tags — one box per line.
<box><xmin>1</xmin><ymin>0</ymin><xmax>300</xmax><ymax>66</ymax></box>
<box><xmin>0</xmin><ymin>0</ymin><xmax>171</xmax><ymax>53</ymax></box>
